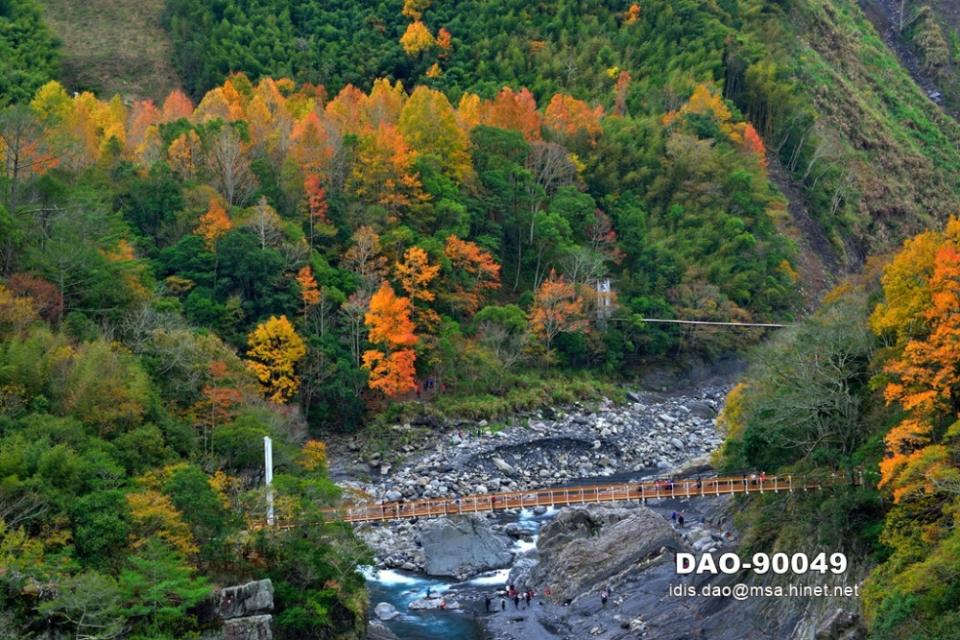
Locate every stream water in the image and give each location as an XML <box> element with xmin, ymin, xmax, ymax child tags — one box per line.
<box><xmin>363</xmin><ymin>508</ymin><xmax>554</xmax><ymax>640</ymax></box>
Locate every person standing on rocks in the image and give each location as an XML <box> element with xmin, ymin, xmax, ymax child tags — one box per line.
<box><xmin>601</xmin><ymin>589</ymin><xmax>609</xmax><ymax>608</ymax></box>
<box><xmin>678</xmin><ymin>512</ymin><xmax>685</xmax><ymax>528</ymax></box>
<box><xmin>485</xmin><ymin>595</ymin><xmax>492</xmax><ymax>612</ymax></box>
<box><xmin>513</xmin><ymin>593</ymin><xmax>520</xmax><ymax>609</ymax></box>
<box><xmin>671</xmin><ymin>510</ymin><xmax>677</xmax><ymax>524</ymax></box>
<box><xmin>501</xmin><ymin>597</ymin><xmax>506</xmax><ymax>612</ymax></box>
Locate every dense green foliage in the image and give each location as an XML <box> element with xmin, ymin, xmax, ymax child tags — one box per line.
<box><xmin>0</xmin><ymin>294</ymin><xmax>368</xmax><ymax>638</ymax></box>
<box><xmin>0</xmin><ymin>0</ymin><xmax>59</xmax><ymax>104</ymax></box>
<box><xmin>164</xmin><ymin>0</ymin><xmax>728</xmax><ymax>105</ymax></box>
<box><xmin>718</xmin><ymin>291</ymin><xmax>886</xmax><ymax>558</ymax></box>
<box><xmin>162</xmin><ymin>0</ymin><xmax>960</xmax><ymax>265</ymax></box>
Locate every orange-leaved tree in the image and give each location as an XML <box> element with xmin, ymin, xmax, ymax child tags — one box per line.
<box><xmin>362</xmin><ymin>349</ymin><xmax>418</xmax><ymax>398</ymax></box>
<box><xmin>543</xmin><ymin>94</ymin><xmax>603</xmax><ymax>144</ymax></box>
<box><xmin>362</xmin><ymin>282</ymin><xmax>418</xmax><ymax>396</ymax></box>
<box><xmin>195</xmin><ymin>197</ymin><xmax>232</xmax><ymax>249</ymax></box>
<box><xmin>245</xmin><ymin>315</ymin><xmax>306</xmax><ymax>403</ymax></box>
<box><xmin>880</xmin><ymin>242</ymin><xmax>960</xmax><ymax>502</ymax></box>
<box><xmin>436</xmin><ymin>27</ymin><xmax>452</xmax><ymax>55</ymax></box>
<box><xmin>194</xmin><ymin>359</ymin><xmax>244</xmax><ymax>454</ymax></box>
<box><xmin>740</xmin><ymin>123</ymin><xmax>767</xmax><ymax>169</ymax></box>
<box><xmin>303</xmin><ymin>173</ymin><xmax>333</xmax><ymax>247</ymax></box>
<box><xmin>297</xmin><ymin>265</ymin><xmax>321</xmax><ymax>321</ymax></box>
<box><xmin>529</xmin><ymin>269</ymin><xmax>588</xmax><ymax>353</ymax></box>
<box><xmin>443</xmin><ymin>235</ymin><xmax>501</xmax><ymax>316</ymax></box>
<box><xmin>481</xmin><ymin>87</ymin><xmax>541</xmax><ymax>141</ymax></box>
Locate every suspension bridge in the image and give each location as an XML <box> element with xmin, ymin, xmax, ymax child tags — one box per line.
<box><xmin>262</xmin><ymin>471</ymin><xmax>863</xmax><ymax>528</ymax></box>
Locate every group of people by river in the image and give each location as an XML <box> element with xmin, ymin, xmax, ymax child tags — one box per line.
<box><xmin>484</xmin><ymin>584</ymin><xmax>539</xmax><ymax>612</ymax></box>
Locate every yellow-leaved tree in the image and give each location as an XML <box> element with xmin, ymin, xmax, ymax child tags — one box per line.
<box><xmin>400</xmin><ymin>21</ymin><xmax>435</xmax><ymax>56</ymax></box>
<box><xmin>395</xmin><ymin>246</ymin><xmax>440</xmax><ymax>330</ymax></box>
<box><xmin>246</xmin><ymin>315</ymin><xmax>306</xmax><ymax>403</ymax></box>
<box><xmin>399</xmin><ymin>86</ymin><xmax>472</xmax><ymax>182</ymax></box>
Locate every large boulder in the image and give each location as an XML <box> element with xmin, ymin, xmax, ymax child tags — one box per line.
<box><xmin>492</xmin><ymin>456</ymin><xmax>515</xmax><ymax>474</ymax></box>
<box><xmin>409</xmin><ymin>596</ymin><xmax>461</xmax><ymax>610</ymax></box>
<box><xmin>374</xmin><ymin>602</ymin><xmax>400</xmax><ymax>621</ymax></box>
<box><xmin>531</xmin><ymin>506</ymin><xmax>680</xmax><ymax>601</ymax></box>
<box><xmin>687</xmin><ymin>400</ymin><xmax>718</xmax><ymax>420</ymax></box>
<box><xmin>419</xmin><ymin>516</ymin><xmax>513</xmax><ymax>579</ymax></box>
<box><xmin>368</xmin><ymin>621</ymin><xmax>401</xmax><ymax>640</ymax></box>
<box><xmin>218</xmin><ymin>579</ymin><xmax>274</xmax><ymax>620</ymax></box>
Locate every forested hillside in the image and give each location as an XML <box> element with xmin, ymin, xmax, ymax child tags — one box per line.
<box><xmin>719</xmin><ymin>219</ymin><xmax>960</xmax><ymax>639</ymax></box>
<box><xmin>0</xmin><ymin>2</ymin><xmax>791</xmax><ymax>636</ymax></box>
<box><xmin>160</xmin><ymin>0</ymin><xmax>960</xmax><ymax>263</ymax></box>
<box><xmin>860</xmin><ymin>0</ymin><xmax>960</xmax><ymax>115</ymax></box>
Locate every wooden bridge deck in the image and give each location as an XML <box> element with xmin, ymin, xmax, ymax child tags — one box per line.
<box><xmin>269</xmin><ymin>473</ymin><xmax>860</xmax><ymax>527</ymax></box>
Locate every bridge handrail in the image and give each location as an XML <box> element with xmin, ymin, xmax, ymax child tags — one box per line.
<box><xmin>251</xmin><ymin>471</ymin><xmax>862</xmax><ymax>528</ymax></box>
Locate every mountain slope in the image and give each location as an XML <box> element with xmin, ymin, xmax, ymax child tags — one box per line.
<box><xmin>726</xmin><ymin>0</ymin><xmax>960</xmax><ymax>263</ymax></box>
<box><xmin>38</xmin><ymin>0</ymin><xmax>180</xmax><ymax>100</ymax></box>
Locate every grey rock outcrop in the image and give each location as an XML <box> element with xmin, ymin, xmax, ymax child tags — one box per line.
<box><xmin>531</xmin><ymin>506</ymin><xmax>680</xmax><ymax>601</ymax></box>
<box><xmin>218</xmin><ymin>579</ymin><xmax>274</xmax><ymax>620</ymax></box>
<box><xmin>420</xmin><ymin>515</ymin><xmax>513</xmax><ymax>579</ymax></box>
<box><xmin>815</xmin><ymin>609</ymin><xmax>866</xmax><ymax>640</ymax></box>
<box><xmin>203</xmin><ymin>579</ymin><xmax>273</xmax><ymax>640</ymax></box>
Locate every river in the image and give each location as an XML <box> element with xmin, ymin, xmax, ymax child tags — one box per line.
<box><xmin>364</xmin><ymin>507</ymin><xmax>554</xmax><ymax>640</ymax></box>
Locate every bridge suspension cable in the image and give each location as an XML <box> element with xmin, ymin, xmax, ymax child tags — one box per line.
<box><xmin>637</xmin><ymin>318</ymin><xmax>790</xmax><ymax>328</ymax></box>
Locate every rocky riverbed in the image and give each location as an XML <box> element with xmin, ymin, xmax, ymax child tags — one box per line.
<box><xmin>485</xmin><ymin>500</ymin><xmax>863</xmax><ymax>640</ymax></box>
<box><xmin>347</xmin><ymin>387</ymin><xmax>726</xmax><ymax>575</ymax></box>
<box><xmin>343</xmin><ymin>374</ymin><xmax>863</xmax><ymax>640</ymax></box>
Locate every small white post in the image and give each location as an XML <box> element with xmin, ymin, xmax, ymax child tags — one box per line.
<box><xmin>264</xmin><ymin>436</ymin><xmax>275</xmax><ymax>526</ymax></box>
